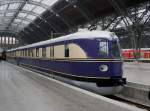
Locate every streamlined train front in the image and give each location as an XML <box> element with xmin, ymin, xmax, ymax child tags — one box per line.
<box><xmin>91</xmin><ymin>37</ymin><xmax>126</xmax><ymax>86</ymax></box>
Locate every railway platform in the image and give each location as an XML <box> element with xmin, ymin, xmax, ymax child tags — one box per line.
<box><xmin>119</xmin><ymin>62</ymin><xmax>150</xmax><ymax>107</ymax></box>
<box><xmin>124</xmin><ymin>62</ymin><xmax>150</xmax><ymax>86</ymax></box>
<box><xmin>0</xmin><ymin>61</ymin><xmax>144</xmax><ymax>111</ymax></box>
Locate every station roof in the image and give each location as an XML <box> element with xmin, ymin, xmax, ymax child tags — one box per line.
<box><xmin>0</xmin><ymin>0</ymin><xmax>148</xmax><ymax>44</ymax></box>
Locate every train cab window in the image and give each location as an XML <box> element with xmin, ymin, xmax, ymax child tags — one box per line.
<box><xmin>99</xmin><ymin>41</ymin><xmax>108</xmax><ymax>57</ymax></box>
<box><xmin>111</xmin><ymin>41</ymin><xmax>121</xmax><ymax>58</ymax></box>
<box><xmin>50</xmin><ymin>46</ymin><xmax>54</xmax><ymax>57</ymax></box>
<box><xmin>42</xmin><ymin>47</ymin><xmax>46</xmax><ymax>58</ymax></box>
<box><xmin>65</xmin><ymin>45</ymin><xmax>69</xmax><ymax>57</ymax></box>
<box><xmin>36</xmin><ymin>48</ymin><xmax>39</xmax><ymax>57</ymax></box>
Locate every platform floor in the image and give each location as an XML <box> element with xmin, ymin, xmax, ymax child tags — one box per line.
<box><xmin>123</xmin><ymin>62</ymin><xmax>150</xmax><ymax>86</ymax></box>
<box><xmin>0</xmin><ymin>61</ymin><xmax>141</xmax><ymax>111</ymax></box>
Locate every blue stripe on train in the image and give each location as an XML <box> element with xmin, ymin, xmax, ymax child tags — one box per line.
<box><xmin>17</xmin><ymin>58</ymin><xmax>123</xmax><ymax>78</ymax></box>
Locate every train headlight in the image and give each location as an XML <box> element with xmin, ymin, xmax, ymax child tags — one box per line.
<box><xmin>99</xmin><ymin>65</ymin><xmax>108</xmax><ymax>72</ymax></box>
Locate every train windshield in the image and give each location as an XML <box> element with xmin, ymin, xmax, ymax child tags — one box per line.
<box><xmin>99</xmin><ymin>41</ymin><xmax>109</xmax><ymax>58</ymax></box>
<box><xmin>111</xmin><ymin>41</ymin><xmax>121</xmax><ymax>59</ymax></box>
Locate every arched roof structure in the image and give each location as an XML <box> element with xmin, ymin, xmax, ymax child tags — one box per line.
<box><xmin>0</xmin><ymin>0</ymin><xmax>58</xmax><ymax>35</ymax></box>
<box><xmin>0</xmin><ymin>0</ymin><xmax>148</xmax><ymax>44</ymax></box>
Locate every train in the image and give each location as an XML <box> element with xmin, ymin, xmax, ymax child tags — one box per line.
<box><xmin>0</xmin><ymin>50</ymin><xmax>6</xmax><ymax>61</ymax></box>
<box><xmin>122</xmin><ymin>48</ymin><xmax>150</xmax><ymax>60</ymax></box>
<box><xmin>6</xmin><ymin>31</ymin><xmax>126</xmax><ymax>87</ymax></box>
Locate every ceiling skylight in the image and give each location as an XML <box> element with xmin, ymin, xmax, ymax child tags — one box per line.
<box><xmin>41</xmin><ymin>0</ymin><xmax>58</xmax><ymax>6</ymax></box>
<box><xmin>8</xmin><ymin>3</ymin><xmax>21</xmax><ymax>10</ymax></box>
<box><xmin>23</xmin><ymin>4</ymin><xmax>35</xmax><ymax>11</ymax></box>
<box><xmin>26</xmin><ymin>15</ymin><xmax>36</xmax><ymax>20</ymax></box>
<box><xmin>5</xmin><ymin>12</ymin><xmax>14</xmax><ymax>17</ymax></box>
<box><xmin>18</xmin><ymin>13</ymin><xmax>28</xmax><ymax>18</ymax></box>
<box><xmin>0</xmin><ymin>0</ymin><xmax>59</xmax><ymax>33</ymax></box>
<box><xmin>32</xmin><ymin>7</ymin><xmax>46</xmax><ymax>14</ymax></box>
<box><xmin>0</xmin><ymin>4</ymin><xmax>7</xmax><ymax>10</ymax></box>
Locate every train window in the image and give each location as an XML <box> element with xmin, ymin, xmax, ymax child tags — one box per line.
<box><xmin>111</xmin><ymin>41</ymin><xmax>121</xmax><ymax>58</ymax></box>
<box><xmin>25</xmin><ymin>50</ymin><xmax>27</xmax><ymax>57</ymax></box>
<box><xmin>23</xmin><ymin>50</ymin><xmax>25</xmax><ymax>57</ymax></box>
<box><xmin>50</xmin><ymin>46</ymin><xmax>54</xmax><ymax>57</ymax></box>
<box><xmin>99</xmin><ymin>41</ymin><xmax>108</xmax><ymax>57</ymax></box>
<box><xmin>31</xmin><ymin>49</ymin><xmax>34</xmax><ymax>57</ymax></box>
<box><xmin>65</xmin><ymin>45</ymin><xmax>69</xmax><ymax>57</ymax></box>
<box><xmin>22</xmin><ymin>51</ymin><xmax>24</xmax><ymax>57</ymax></box>
<box><xmin>36</xmin><ymin>48</ymin><xmax>39</xmax><ymax>57</ymax></box>
<box><xmin>28</xmin><ymin>49</ymin><xmax>33</xmax><ymax>57</ymax></box>
<box><xmin>20</xmin><ymin>50</ymin><xmax>23</xmax><ymax>57</ymax></box>
<box><xmin>22</xmin><ymin>50</ymin><xmax>24</xmax><ymax>57</ymax></box>
<box><xmin>24</xmin><ymin>50</ymin><xmax>26</xmax><ymax>57</ymax></box>
<box><xmin>28</xmin><ymin>50</ymin><xmax>30</xmax><ymax>57</ymax></box>
<box><xmin>42</xmin><ymin>47</ymin><xmax>46</xmax><ymax>58</ymax></box>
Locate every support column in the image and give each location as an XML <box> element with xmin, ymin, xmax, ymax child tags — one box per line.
<box><xmin>4</xmin><ymin>37</ymin><xmax>6</xmax><ymax>44</ymax></box>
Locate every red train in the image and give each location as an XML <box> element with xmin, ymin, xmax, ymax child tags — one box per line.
<box><xmin>122</xmin><ymin>48</ymin><xmax>150</xmax><ymax>60</ymax></box>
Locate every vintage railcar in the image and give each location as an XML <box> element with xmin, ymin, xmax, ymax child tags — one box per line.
<box><xmin>0</xmin><ymin>51</ymin><xmax>6</xmax><ymax>60</ymax></box>
<box><xmin>7</xmin><ymin>31</ymin><xmax>126</xmax><ymax>86</ymax></box>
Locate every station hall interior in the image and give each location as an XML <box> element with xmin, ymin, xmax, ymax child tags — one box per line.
<box><xmin>0</xmin><ymin>0</ymin><xmax>150</xmax><ymax>111</ymax></box>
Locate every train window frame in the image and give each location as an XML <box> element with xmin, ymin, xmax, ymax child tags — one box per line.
<box><xmin>32</xmin><ymin>49</ymin><xmax>34</xmax><ymax>57</ymax></box>
<box><xmin>111</xmin><ymin>41</ymin><xmax>121</xmax><ymax>59</ymax></box>
<box><xmin>50</xmin><ymin>46</ymin><xmax>54</xmax><ymax>58</ymax></box>
<box><xmin>65</xmin><ymin>44</ymin><xmax>69</xmax><ymax>58</ymax></box>
<box><xmin>23</xmin><ymin>50</ymin><xmax>25</xmax><ymax>57</ymax></box>
<box><xmin>36</xmin><ymin>48</ymin><xmax>39</xmax><ymax>57</ymax></box>
<box><xmin>42</xmin><ymin>47</ymin><xmax>46</xmax><ymax>58</ymax></box>
<box><xmin>25</xmin><ymin>50</ymin><xmax>27</xmax><ymax>57</ymax></box>
<box><xmin>28</xmin><ymin>50</ymin><xmax>30</xmax><ymax>57</ymax></box>
<box><xmin>99</xmin><ymin>41</ymin><xmax>109</xmax><ymax>57</ymax></box>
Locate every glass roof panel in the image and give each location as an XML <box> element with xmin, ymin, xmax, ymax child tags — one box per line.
<box><xmin>5</xmin><ymin>12</ymin><xmax>15</xmax><ymax>17</ymax></box>
<box><xmin>0</xmin><ymin>0</ymin><xmax>59</xmax><ymax>33</ymax></box>
<box><xmin>0</xmin><ymin>13</ymin><xmax>4</xmax><ymax>16</ymax></box>
<box><xmin>18</xmin><ymin>13</ymin><xmax>28</xmax><ymax>18</ymax></box>
<box><xmin>3</xmin><ymin>18</ymin><xmax>11</xmax><ymax>22</ymax></box>
<box><xmin>32</xmin><ymin>0</ymin><xmax>42</xmax><ymax>2</ymax></box>
<box><xmin>0</xmin><ymin>27</ymin><xmax>5</xmax><ymax>30</ymax></box>
<box><xmin>8</xmin><ymin>3</ymin><xmax>20</xmax><ymax>10</ymax></box>
<box><xmin>14</xmin><ymin>19</ymin><xmax>22</xmax><ymax>23</ymax></box>
<box><xmin>32</xmin><ymin>6</ymin><xmax>46</xmax><ymax>14</ymax></box>
<box><xmin>23</xmin><ymin>4</ymin><xmax>35</xmax><ymax>11</ymax></box>
<box><xmin>0</xmin><ymin>4</ymin><xmax>7</xmax><ymax>10</ymax></box>
<box><xmin>26</xmin><ymin>15</ymin><xmax>36</xmax><ymax>20</ymax></box>
<box><xmin>11</xmin><ymin>23</ymin><xmax>17</xmax><ymax>26</ymax></box>
<box><xmin>21</xmin><ymin>21</ymin><xmax>30</xmax><ymax>25</ymax></box>
<box><xmin>41</xmin><ymin>0</ymin><xmax>58</xmax><ymax>6</ymax></box>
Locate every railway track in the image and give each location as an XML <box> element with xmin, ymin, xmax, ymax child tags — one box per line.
<box><xmin>106</xmin><ymin>95</ymin><xmax>150</xmax><ymax>111</ymax></box>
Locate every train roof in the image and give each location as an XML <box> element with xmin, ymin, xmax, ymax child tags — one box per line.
<box><xmin>8</xmin><ymin>31</ymin><xmax>118</xmax><ymax>52</ymax></box>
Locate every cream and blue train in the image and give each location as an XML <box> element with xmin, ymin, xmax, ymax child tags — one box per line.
<box><xmin>6</xmin><ymin>31</ymin><xmax>126</xmax><ymax>86</ymax></box>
